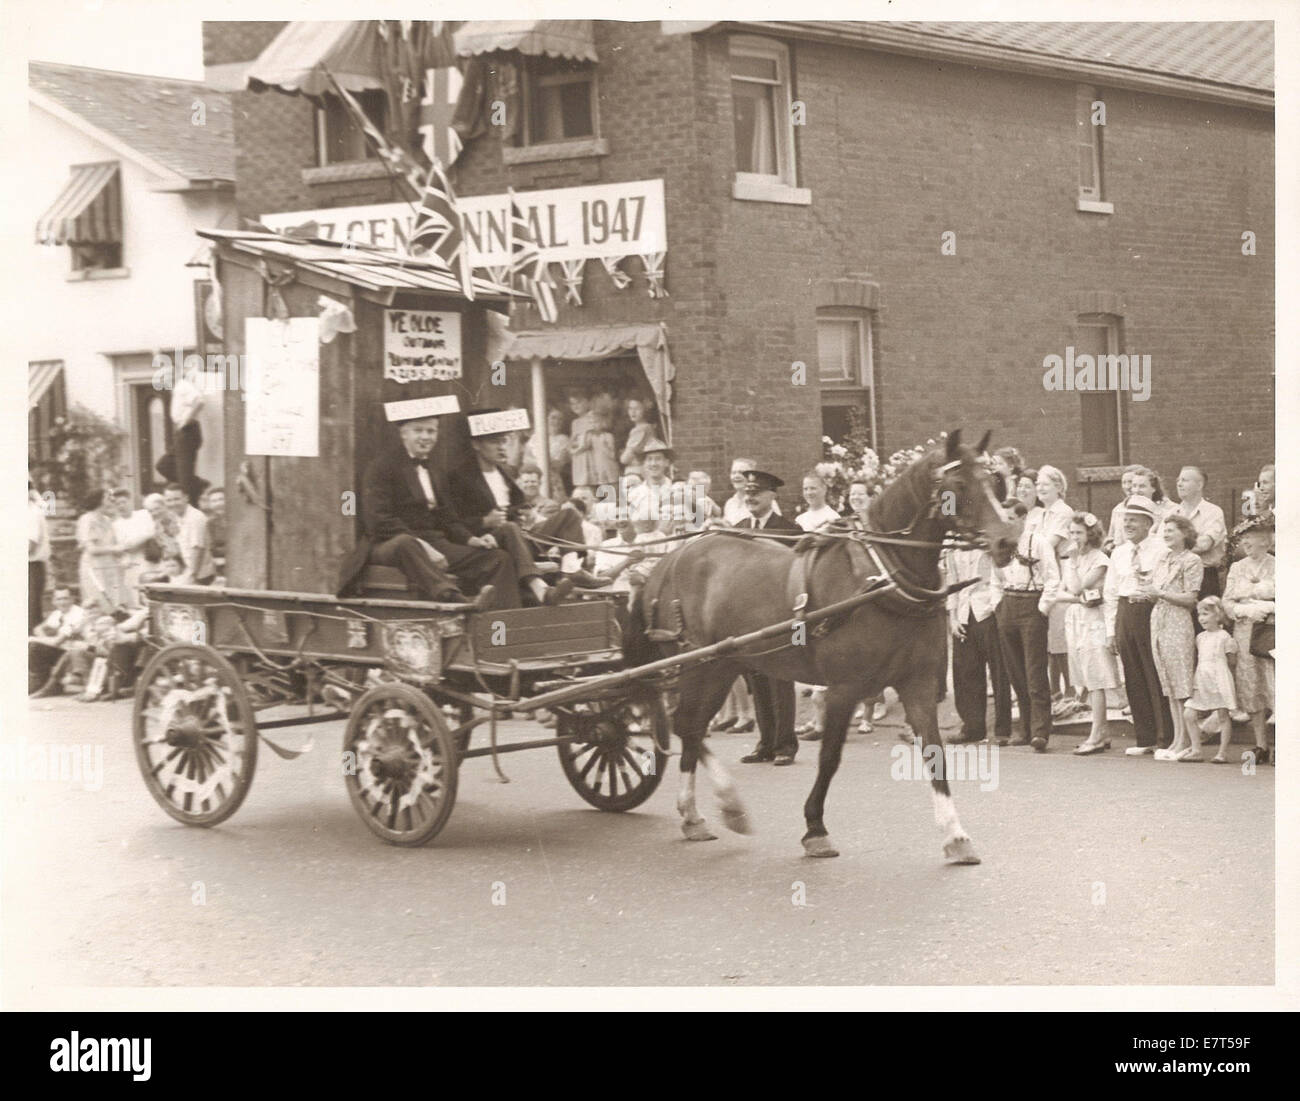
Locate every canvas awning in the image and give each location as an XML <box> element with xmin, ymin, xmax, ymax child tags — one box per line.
<box><xmin>29</xmin><ymin>360</ymin><xmax>64</xmax><ymax>410</ymax></box>
<box><xmin>453</xmin><ymin>20</ymin><xmax>598</xmax><ymax>62</ymax></box>
<box><xmin>245</xmin><ymin>20</ymin><xmax>385</xmax><ymax>97</ymax></box>
<box><xmin>500</xmin><ymin>323</ymin><xmax>674</xmax><ymax>442</ymax></box>
<box><xmin>35</xmin><ymin>162</ymin><xmax>120</xmax><ymax>246</ymax></box>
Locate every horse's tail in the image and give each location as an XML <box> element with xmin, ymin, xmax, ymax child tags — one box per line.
<box><xmin>622</xmin><ymin>584</ymin><xmax>653</xmax><ymax>669</ymax></box>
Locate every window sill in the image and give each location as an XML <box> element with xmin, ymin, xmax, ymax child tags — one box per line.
<box><xmin>732</xmin><ymin>176</ymin><xmax>811</xmax><ymax>206</ymax></box>
<box><xmin>1076</xmin><ymin>465</ymin><xmax>1125</xmax><ymax>483</ymax></box>
<box><xmin>302</xmin><ymin>161</ymin><xmax>394</xmax><ymax>186</ymax></box>
<box><xmin>502</xmin><ymin>137</ymin><xmax>609</xmax><ymax>165</ymax></box>
<box><xmin>1076</xmin><ymin>198</ymin><xmax>1115</xmax><ymax>215</ymax></box>
<box><xmin>67</xmin><ymin>267</ymin><xmax>130</xmax><ymax>282</ymax></box>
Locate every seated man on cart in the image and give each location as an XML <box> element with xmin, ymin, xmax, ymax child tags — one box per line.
<box><xmin>337</xmin><ymin>397</ymin><xmax>522</xmax><ymax>609</ymax></box>
<box><xmin>446</xmin><ymin>408</ymin><xmax>579</xmax><ymax>602</ymax></box>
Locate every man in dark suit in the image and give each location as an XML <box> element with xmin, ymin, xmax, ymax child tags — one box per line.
<box><xmin>734</xmin><ymin>470</ymin><xmax>803</xmax><ymax>767</ymax></box>
<box><xmin>445</xmin><ymin>409</ymin><xmax>574</xmax><ymax>606</ymax></box>
<box><xmin>337</xmin><ymin>400</ymin><xmax>519</xmax><ymax>609</ymax></box>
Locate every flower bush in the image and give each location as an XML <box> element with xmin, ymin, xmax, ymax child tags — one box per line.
<box><xmin>819</xmin><ymin>416</ymin><xmax>946</xmax><ymax>508</ymax></box>
<box><xmin>33</xmin><ymin>406</ymin><xmax>127</xmax><ymax>510</ymax></box>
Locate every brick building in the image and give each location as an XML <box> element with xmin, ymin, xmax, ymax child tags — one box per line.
<box><xmin>203</xmin><ymin>19</ymin><xmax>1274</xmax><ymax>520</ymax></box>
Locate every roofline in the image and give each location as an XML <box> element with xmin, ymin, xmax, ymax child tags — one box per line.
<box><xmin>713</xmin><ymin>21</ymin><xmax>1274</xmax><ymax>112</ymax></box>
<box><xmin>29</xmin><ymin>59</ymin><xmax>213</xmax><ymax>88</ymax></box>
<box><xmin>29</xmin><ymin>90</ymin><xmax>195</xmax><ymax>188</ymax></box>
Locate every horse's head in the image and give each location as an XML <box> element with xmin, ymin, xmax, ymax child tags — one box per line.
<box><xmin>932</xmin><ymin>429</ymin><xmax>1021</xmax><ymax>567</ymax></box>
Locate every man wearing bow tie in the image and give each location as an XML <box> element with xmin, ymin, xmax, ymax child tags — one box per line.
<box><xmin>337</xmin><ymin>404</ymin><xmax>519</xmax><ymax>608</ymax></box>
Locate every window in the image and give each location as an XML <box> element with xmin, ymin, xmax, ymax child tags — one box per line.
<box><xmin>521</xmin><ymin>57</ymin><xmax>597</xmax><ymax>145</ymax></box>
<box><xmin>1076</xmin><ymin>84</ymin><xmax>1111</xmax><ymax>213</ymax></box>
<box><xmin>817</xmin><ymin>312</ymin><xmax>875</xmax><ymax>449</ymax></box>
<box><xmin>71</xmin><ymin>241</ymin><xmax>122</xmax><ymax>271</ymax></box>
<box><xmin>730</xmin><ymin>35</ymin><xmax>804</xmax><ymax>201</ymax></box>
<box><xmin>1076</xmin><ymin>316</ymin><xmax>1122</xmax><ymax>465</ymax></box>
<box><xmin>316</xmin><ymin>90</ymin><xmax>388</xmax><ymax>166</ymax></box>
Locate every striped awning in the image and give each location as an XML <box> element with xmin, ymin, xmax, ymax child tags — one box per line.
<box><xmin>35</xmin><ymin>162</ymin><xmax>121</xmax><ymax>246</ymax></box>
<box><xmin>29</xmin><ymin>360</ymin><xmax>64</xmax><ymax>411</ymax></box>
<box><xmin>454</xmin><ymin>20</ymin><xmax>598</xmax><ymax>62</ymax></box>
<box><xmin>245</xmin><ymin>20</ymin><xmax>385</xmax><ymax>97</ymax></box>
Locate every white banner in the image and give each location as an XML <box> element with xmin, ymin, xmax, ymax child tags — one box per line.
<box><xmin>261</xmin><ymin>178</ymin><xmax>667</xmax><ymax>270</ymax></box>
<box><xmin>244</xmin><ymin>317</ymin><xmax>319</xmax><ymax>457</ymax></box>
<box><xmin>384</xmin><ymin>308</ymin><xmax>462</xmax><ymax>382</ymax></box>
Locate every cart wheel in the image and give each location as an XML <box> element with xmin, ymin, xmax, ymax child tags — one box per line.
<box><xmin>344</xmin><ymin>683</ymin><xmax>458</xmax><ymax>847</ymax></box>
<box><xmin>558</xmin><ymin>693</ymin><xmax>668</xmax><ymax>812</ymax></box>
<box><xmin>133</xmin><ymin>644</ymin><xmax>258</xmax><ymax>828</ymax></box>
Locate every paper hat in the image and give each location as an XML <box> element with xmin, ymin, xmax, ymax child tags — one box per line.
<box><xmin>742</xmin><ymin>470</ymin><xmax>784</xmax><ymax>492</ymax></box>
<box><xmin>384</xmin><ymin>395</ymin><xmax>461</xmax><ymax>422</ymax></box>
<box><xmin>468</xmin><ymin>407</ymin><xmax>531</xmax><ymax>437</ymax></box>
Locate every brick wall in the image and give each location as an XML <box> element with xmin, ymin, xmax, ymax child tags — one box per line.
<box><xmin>203</xmin><ymin>20</ymin><xmax>1274</xmax><ymax>520</ymax></box>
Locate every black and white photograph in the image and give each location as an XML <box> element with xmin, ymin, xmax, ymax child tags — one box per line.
<box><xmin>5</xmin><ymin>0</ymin><xmax>1296</xmax><ymax>1034</ymax></box>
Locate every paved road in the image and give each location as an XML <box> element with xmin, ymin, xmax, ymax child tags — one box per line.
<box><xmin>3</xmin><ymin>694</ymin><xmax>1273</xmax><ymax>988</ymax></box>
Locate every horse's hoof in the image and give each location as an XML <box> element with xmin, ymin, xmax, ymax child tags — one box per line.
<box><xmin>721</xmin><ymin>808</ymin><xmax>752</xmax><ymax>835</ymax></box>
<box><xmin>802</xmin><ymin>835</ymin><xmax>839</xmax><ymax>858</ymax></box>
<box><xmin>943</xmin><ymin>836</ymin><xmax>981</xmax><ymax>864</ymax></box>
<box><xmin>682</xmin><ymin>820</ymin><xmax>718</xmax><ymax>842</ymax></box>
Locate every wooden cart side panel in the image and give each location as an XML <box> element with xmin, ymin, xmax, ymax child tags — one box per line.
<box><xmin>267</xmin><ymin>280</ymin><xmax>356</xmax><ymax>594</ymax></box>
<box><xmin>222</xmin><ymin>253</ymin><xmax>272</xmax><ymax>590</ymax></box>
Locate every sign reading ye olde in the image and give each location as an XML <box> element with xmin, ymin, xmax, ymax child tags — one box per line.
<box><xmin>384</xmin><ymin>309</ymin><xmax>461</xmax><ymax>383</ymax></box>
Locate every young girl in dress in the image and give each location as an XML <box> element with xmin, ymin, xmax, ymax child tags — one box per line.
<box><xmin>1056</xmin><ymin>513</ymin><xmax>1120</xmax><ymax>754</ymax></box>
<box><xmin>1183</xmin><ymin>597</ymin><xmax>1237</xmax><ymax>763</ymax></box>
<box><xmin>1143</xmin><ymin>514</ymin><xmax>1204</xmax><ymax>760</ymax></box>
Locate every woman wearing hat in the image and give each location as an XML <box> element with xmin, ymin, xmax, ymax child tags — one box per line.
<box><xmin>1223</xmin><ymin>517</ymin><xmax>1275</xmax><ymax>762</ymax></box>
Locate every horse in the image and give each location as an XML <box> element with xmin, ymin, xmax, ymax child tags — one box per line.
<box><xmin>625</xmin><ymin>429</ymin><xmax>1020</xmax><ymax>861</ymax></box>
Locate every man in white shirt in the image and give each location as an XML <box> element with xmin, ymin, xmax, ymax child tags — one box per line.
<box><xmin>1103</xmin><ymin>495</ymin><xmax>1173</xmax><ymax>754</ymax></box>
<box><xmin>945</xmin><ymin>544</ymin><xmax>1011</xmax><ymax>744</ymax></box>
<box><xmin>627</xmin><ymin>442</ymin><xmax>676</xmax><ymax>533</ymax></box>
<box><xmin>29</xmin><ymin>588</ymin><xmax>87</xmax><ymax>694</ymax></box>
<box><xmin>1174</xmin><ymin>465</ymin><xmax>1227</xmax><ymax>602</ymax></box>
<box><xmin>170</xmin><ymin>363</ymin><xmax>206</xmax><ymax>505</ymax></box>
<box><xmin>990</xmin><ymin>503</ymin><xmax>1060</xmax><ymax>750</ymax></box>
<box><xmin>163</xmin><ymin>482</ymin><xmax>215</xmax><ymax>585</ymax></box>
<box><xmin>110</xmin><ymin>488</ymin><xmax>155</xmax><ymax>606</ymax></box>
<box><xmin>29</xmin><ymin>483</ymin><xmax>50</xmax><ymax>631</ymax></box>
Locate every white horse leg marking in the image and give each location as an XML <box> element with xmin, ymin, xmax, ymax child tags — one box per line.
<box><xmin>700</xmin><ymin>747</ymin><xmax>751</xmax><ymax>834</ymax></box>
<box><xmin>677</xmin><ymin>768</ymin><xmax>717</xmax><ymax>841</ymax></box>
<box><xmin>931</xmin><ymin>788</ymin><xmax>981</xmax><ymax>864</ymax></box>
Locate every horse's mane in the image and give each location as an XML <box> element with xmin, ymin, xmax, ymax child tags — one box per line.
<box><xmin>867</xmin><ymin>446</ymin><xmax>942</xmax><ymax>534</ymax></box>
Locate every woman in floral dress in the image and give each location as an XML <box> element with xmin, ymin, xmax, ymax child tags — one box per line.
<box><xmin>1144</xmin><ymin>514</ymin><xmax>1203</xmax><ymax>760</ymax></box>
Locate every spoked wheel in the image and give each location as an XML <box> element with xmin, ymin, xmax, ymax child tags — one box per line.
<box><xmin>343</xmin><ymin>683</ymin><xmax>458</xmax><ymax>847</ymax></box>
<box><xmin>557</xmin><ymin>692</ymin><xmax>668</xmax><ymax>812</ymax></box>
<box><xmin>133</xmin><ymin>644</ymin><xmax>258</xmax><ymax>827</ymax></box>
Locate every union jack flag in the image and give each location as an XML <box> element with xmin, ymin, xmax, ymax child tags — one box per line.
<box><xmin>410</xmin><ymin>161</ymin><xmax>474</xmax><ymax>300</ymax></box>
<box><xmin>508</xmin><ymin>189</ymin><xmax>556</xmax><ymax>322</ymax></box>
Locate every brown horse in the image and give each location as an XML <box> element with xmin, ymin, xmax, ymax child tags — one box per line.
<box><xmin>626</xmin><ymin>430</ymin><xmax>1020</xmax><ymax>861</ymax></box>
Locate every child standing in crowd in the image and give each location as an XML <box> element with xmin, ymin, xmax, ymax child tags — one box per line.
<box><xmin>567</xmin><ymin>387</ymin><xmax>600</xmax><ymax>492</ymax></box>
<box><xmin>1056</xmin><ymin>513</ymin><xmax>1120</xmax><ymax>754</ymax></box>
<box><xmin>586</xmin><ymin>402</ymin><xmax>621</xmax><ymax>491</ymax></box>
<box><xmin>619</xmin><ymin>396</ymin><xmax>656</xmax><ymax>468</ymax></box>
<box><xmin>1223</xmin><ymin>518</ymin><xmax>1275</xmax><ymax>762</ymax></box>
<box><xmin>1145</xmin><ymin>514</ymin><xmax>1203</xmax><ymax>760</ymax></box>
<box><xmin>1184</xmin><ymin>597</ymin><xmax>1237</xmax><ymax>763</ymax></box>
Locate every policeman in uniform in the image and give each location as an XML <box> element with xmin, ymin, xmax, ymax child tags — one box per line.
<box><xmin>734</xmin><ymin>470</ymin><xmax>802</xmax><ymax>766</ymax></box>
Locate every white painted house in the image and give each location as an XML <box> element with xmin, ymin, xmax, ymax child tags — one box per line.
<box><xmin>29</xmin><ymin>62</ymin><xmax>236</xmax><ymax>499</ymax></box>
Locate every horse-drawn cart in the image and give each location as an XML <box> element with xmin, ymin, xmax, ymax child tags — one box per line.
<box><xmin>133</xmin><ymin>581</ymin><xmax>673</xmax><ymax>845</ymax></box>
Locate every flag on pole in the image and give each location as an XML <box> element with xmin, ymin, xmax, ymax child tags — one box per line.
<box><xmin>323</xmin><ymin>68</ymin><xmax>425</xmax><ymax>198</ymax></box>
<box><xmin>508</xmin><ymin>190</ymin><xmax>557</xmax><ymax>322</ymax></box>
<box><xmin>410</xmin><ymin>161</ymin><xmax>474</xmax><ymax>300</ymax></box>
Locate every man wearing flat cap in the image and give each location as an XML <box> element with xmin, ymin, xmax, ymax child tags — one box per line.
<box><xmin>732</xmin><ymin>469</ymin><xmax>802</xmax><ymax>766</ymax></box>
<box><xmin>337</xmin><ymin>398</ymin><xmax>519</xmax><ymax>608</ymax></box>
<box><xmin>1103</xmin><ymin>494</ymin><xmax>1173</xmax><ymax>754</ymax></box>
